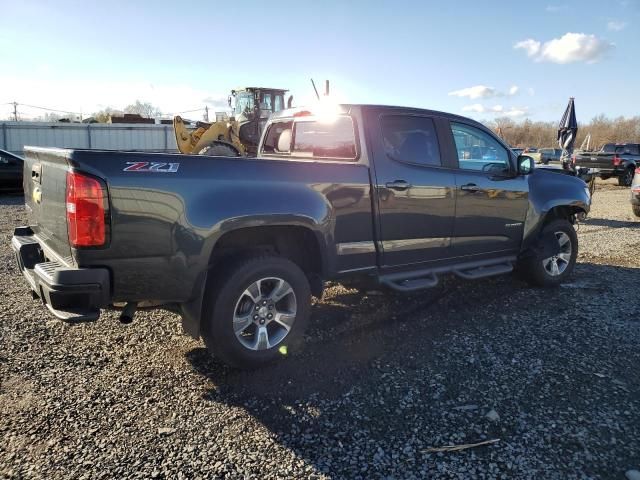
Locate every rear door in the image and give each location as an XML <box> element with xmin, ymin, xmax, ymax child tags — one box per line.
<box><xmin>444</xmin><ymin>121</ymin><xmax>529</xmax><ymax>257</ymax></box>
<box><xmin>366</xmin><ymin>109</ymin><xmax>457</xmax><ymax>267</ymax></box>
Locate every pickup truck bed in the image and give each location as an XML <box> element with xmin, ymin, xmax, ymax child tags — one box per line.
<box><xmin>12</xmin><ymin>104</ymin><xmax>591</xmax><ymax>368</ymax></box>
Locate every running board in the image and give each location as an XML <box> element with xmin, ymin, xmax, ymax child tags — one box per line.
<box><xmin>454</xmin><ymin>262</ymin><xmax>513</xmax><ymax>280</ymax></box>
<box><xmin>379</xmin><ymin>256</ymin><xmax>516</xmax><ymax>292</ymax></box>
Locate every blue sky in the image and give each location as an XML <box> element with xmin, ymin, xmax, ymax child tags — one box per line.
<box><xmin>1</xmin><ymin>0</ymin><xmax>638</xmax><ymax>122</ymax></box>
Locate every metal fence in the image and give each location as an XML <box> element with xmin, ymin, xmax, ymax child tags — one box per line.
<box><xmin>0</xmin><ymin>122</ymin><xmax>178</xmax><ymax>156</ymax></box>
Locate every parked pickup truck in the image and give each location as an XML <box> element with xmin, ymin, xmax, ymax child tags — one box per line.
<box><xmin>573</xmin><ymin>143</ymin><xmax>640</xmax><ymax>186</ymax></box>
<box><xmin>528</xmin><ymin>148</ymin><xmax>562</xmax><ymax>165</ymax></box>
<box><xmin>12</xmin><ymin>104</ymin><xmax>591</xmax><ymax>368</ymax></box>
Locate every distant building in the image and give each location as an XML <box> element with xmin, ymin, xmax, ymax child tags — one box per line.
<box><xmin>109</xmin><ymin>113</ymin><xmax>154</xmax><ymax>124</ymax></box>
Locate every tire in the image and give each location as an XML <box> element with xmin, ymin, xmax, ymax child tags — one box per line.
<box><xmin>201</xmin><ymin>255</ymin><xmax>311</xmax><ymax>369</ymax></box>
<box><xmin>633</xmin><ymin>204</ymin><xmax>640</xmax><ymax>218</ymax></box>
<box><xmin>200</xmin><ymin>142</ymin><xmax>240</xmax><ymax>157</ymax></box>
<box><xmin>618</xmin><ymin>167</ymin><xmax>634</xmax><ymax>187</ymax></box>
<box><xmin>517</xmin><ymin>218</ymin><xmax>578</xmax><ymax>287</ymax></box>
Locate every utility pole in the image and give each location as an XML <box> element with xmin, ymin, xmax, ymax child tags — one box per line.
<box><xmin>12</xmin><ymin>102</ymin><xmax>18</xmax><ymax>121</ymax></box>
<box><xmin>204</xmin><ymin>105</ymin><xmax>209</xmax><ymax>122</ymax></box>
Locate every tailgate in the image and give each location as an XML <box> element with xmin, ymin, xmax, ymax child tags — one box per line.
<box><xmin>23</xmin><ymin>147</ymin><xmax>73</xmax><ymax>263</ymax></box>
<box><xmin>575</xmin><ymin>152</ymin><xmax>613</xmax><ymax>169</ymax></box>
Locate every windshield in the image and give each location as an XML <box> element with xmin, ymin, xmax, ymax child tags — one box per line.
<box><xmin>234</xmin><ymin>92</ymin><xmax>255</xmax><ymax>116</ymax></box>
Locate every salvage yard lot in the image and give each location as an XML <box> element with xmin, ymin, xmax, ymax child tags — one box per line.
<box><xmin>1</xmin><ymin>180</ymin><xmax>639</xmax><ymax>479</ymax></box>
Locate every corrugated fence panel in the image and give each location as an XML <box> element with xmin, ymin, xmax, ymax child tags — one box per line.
<box><xmin>1</xmin><ymin>122</ymin><xmax>179</xmax><ymax>155</ymax></box>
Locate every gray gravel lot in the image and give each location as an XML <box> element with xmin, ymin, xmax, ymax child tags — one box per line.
<box><xmin>1</xmin><ymin>179</ymin><xmax>639</xmax><ymax>479</ymax></box>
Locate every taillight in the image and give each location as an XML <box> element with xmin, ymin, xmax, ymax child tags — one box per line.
<box><xmin>66</xmin><ymin>171</ymin><xmax>107</xmax><ymax>247</ymax></box>
<box><xmin>612</xmin><ymin>155</ymin><xmax>622</xmax><ymax>166</ymax></box>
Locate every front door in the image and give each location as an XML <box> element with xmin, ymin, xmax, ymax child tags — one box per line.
<box><xmin>368</xmin><ymin>111</ymin><xmax>457</xmax><ymax>267</ymax></box>
<box><xmin>446</xmin><ymin>121</ymin><xmax>529</xmax><ymax>257</ymax></box>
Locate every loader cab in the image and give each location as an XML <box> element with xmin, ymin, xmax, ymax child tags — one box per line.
<box><xmin>231</xmin><ymin>88</ymin><xmax>289</xmax><ymax>155</ymax></box>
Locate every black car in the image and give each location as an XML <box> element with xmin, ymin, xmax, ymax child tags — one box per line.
<box><xmin>0</xmin><ymin>149</ymin><xmax>24</xmax><ymax>192</ymax></box>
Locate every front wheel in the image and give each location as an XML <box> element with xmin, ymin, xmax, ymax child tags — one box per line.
<box><xmin>201</xmin><ymin>255</ymin><xmax>311</xmax><ymax>369</ymax></box>
<box><xmin>633</xmin><ymin>204</ymin><xmax>640</xmax><ymax>218</ymax></box>
<box><xmin>517</xmin><ymin>219</ymin><xmax>578</xmax><ymax>287</ymax></box>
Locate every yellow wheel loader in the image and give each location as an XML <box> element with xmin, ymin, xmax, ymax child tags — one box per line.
<box><xmin>173</xmin><ymin>87</ymin><xmax>290</xmax><ymax>157</ymax></box>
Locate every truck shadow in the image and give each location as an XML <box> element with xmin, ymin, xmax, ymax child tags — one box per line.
<box><xmin>184</xmin><ymin>261</ymin><xmax>637</xmax><ymax>475</ymax></box>
<box><xmin>0</xmin><ymin>194</ymin><xmax>24</xmax><ymax>205</ymax></box>
<box><xmin>582</xmin><ymin>217</ymin><xmax>639</xmax><ymax>229</ymax></box>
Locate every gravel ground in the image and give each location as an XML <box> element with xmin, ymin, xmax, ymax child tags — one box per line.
<box><xmin>1</xmin><ymin>179</ymin><xmax>639</xmax><ymax>479</ymax></box>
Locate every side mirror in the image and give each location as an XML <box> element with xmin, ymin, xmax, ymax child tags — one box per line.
<box><xmin>227</xmin><ymin>96</ymin><xmax>232</xmax><ymax>107</ymax></box>
<box><xmin>287</xmin><ymin>95</ymin><xmax>293</xmax><ymax>108</ymax></box>
<box><xmin>518</xmin><ymin>155</ymin><xmax>534</xmax><ymax>175</ymax></box>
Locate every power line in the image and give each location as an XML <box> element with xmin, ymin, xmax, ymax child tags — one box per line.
<box><xmin>18</xmin><ymin>103</ymin><xmax>82</xmax><ymax>115</ymax></box>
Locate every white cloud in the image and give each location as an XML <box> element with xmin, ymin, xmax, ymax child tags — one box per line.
<box><xmin>514</xmin><ymin>32</ymin><xmax>614</xmax><ymax>64</ymax></box>
<box><xmin>546</xmin><ymin>4</ymin><xmax>568</xmax><ymax>12</ymax></box>
<box><xmin>449</xmin><ymin>85</ymin><xmax>497</xmax><ymax>99</ymax></box>
<box><xmin>462</xmin><ymin>104</ymin><xmax>486</xmax><ymax>113</ymax></box>
<box><xmin>449</xmin><ymin>85</ymin><xmax>520</xmax><ymax>99</ymax></box>
<box><xmin>607</xmin><ymin>20</ymin><xmax>627</xmax><ymax>31</ymax></box>
<box><xmin>461</xmin><ymin>104</ymin><xmax>527</xmax><ymax>117</ymax></box>
<box><xmin>514</xmin><ymin>39</ymin><xmax>542</xmax><ymax>57</ymax></box>
<box><xmin>503</xmin><ymin>108</ymin><xmax>528</xmax><ymax>117</ymax></box>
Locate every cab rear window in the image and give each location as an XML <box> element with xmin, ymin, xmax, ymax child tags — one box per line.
<box><xmin>261</xmin><ymin>116</ymin><xmax>358</xmax><ymax>161</ymax></box>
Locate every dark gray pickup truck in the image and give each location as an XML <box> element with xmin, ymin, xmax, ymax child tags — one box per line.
<box><xmin>574</xmin><ymin>143</ymin><xmax>640</xmax><ymax>186</ymax></box>
<box><xmin>12</xmin><ymin>104</ymin><xmax>591</xmax><ymax>368</ymax></box>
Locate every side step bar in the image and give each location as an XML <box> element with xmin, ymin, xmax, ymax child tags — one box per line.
<box><xmin>379</xmin><ymin>256</ymin><xmax>516</xmax><ymax>292</ymax></box>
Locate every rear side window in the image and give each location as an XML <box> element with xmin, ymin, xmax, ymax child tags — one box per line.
<box><xmin>381</xmin><ymin>115</ymin><xmax>441</xmax><ymax>166</ymax></box>
<box><xmin>292</xmin><ymin>116</ymin><xmax>357</xmax><ymax>160</ymax></box>
<box><xmin>617</xmin><ymin>144</ymin><xmax>640</xmax><ymax>155</ymax></box>
<box><xmin>261</xmin><ymin>116</ymin><xmax>358</xmax><ymax>161</ymax></box>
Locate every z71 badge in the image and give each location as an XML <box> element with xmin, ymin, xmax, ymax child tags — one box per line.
<box><xmin>123</xmin><ymin>162</ymin><xmax>180</xmax><ymax>173</ymax></box>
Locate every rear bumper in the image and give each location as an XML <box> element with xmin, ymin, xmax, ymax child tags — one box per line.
<box><xmin>589</xmin><ymin>166</ymin><xmax>627</xmax><ymax>176</ymax></box>
<box><xmin>11</xmin><ymin>226</ymin><xmax>111</xmax><ymax>322</ymax></box>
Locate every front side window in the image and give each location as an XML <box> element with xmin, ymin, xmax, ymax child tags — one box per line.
<box><xmin>234</xmin><ymin>92</ymin><xmax>255</xmax><ymax>116</ymax></box>
<box><xmin>451</xmin><ymin>122</ymin><xmax>510</xmax><ymax>173</ymax></box>
<box><xmin>381</xmin><ymin>115</ymin><xmax>441</xmax><ymax>166</ymax></box>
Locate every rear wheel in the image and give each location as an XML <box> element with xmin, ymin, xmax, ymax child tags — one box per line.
<box><xmin>200</xmin><ymin>142</ymin><xmax>240</xmax><ymax>157</ymax></box>
<box><xmin>517</xmin><ymin>219</ymin><xmax>578</xmax><ymax>287</ymax></box>
<box><xmin>633</xmin><ymin>205</ymin><xmax>640</xmax><ymax>218</ymax></box>
<box><xmin>618</xmin><ymin>167</ymin><xmax>634</xmax><ymax>187</ymax></box>
<box><xmin>201</xmin><ymin>255</ymin><xmax>311</xmax><ymax>369</ymax></box>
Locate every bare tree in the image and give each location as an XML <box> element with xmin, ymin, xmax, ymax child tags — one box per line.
<box><xmin>484</xmin><ymin>115</ymin><xmax>640</xmax><ymax>150</ymax></box>
<box><xmin>124</xmin><ymin>100</ymin><xmax>161</xmax><ymax>119</ymax></box>
<box><xmin>91</xmin><ymin>107</ymin><xmax>123</xmax><ymax>123</ymax></box>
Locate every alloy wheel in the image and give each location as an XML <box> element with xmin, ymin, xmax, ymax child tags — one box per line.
<box><xmin>542</xmin><ymin>231</ymin><xmax>572</xmax><ymax>276</ymax></box>
<box><xmin>232</xmin><ymin>277</ymin><xmax>297</xmax><ymax>351</ymax></box>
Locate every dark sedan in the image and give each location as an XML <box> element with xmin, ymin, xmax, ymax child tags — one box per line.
<box><xmin>0</xmin><ymin>149</ymin><xmax>24</xmax><ymax>192</ymax></box>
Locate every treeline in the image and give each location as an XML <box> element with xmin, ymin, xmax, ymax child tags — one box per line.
<box><xmin>486</xmin><ymin>115</ymin><xmax>640</xmax><ymax>150</ymax></box>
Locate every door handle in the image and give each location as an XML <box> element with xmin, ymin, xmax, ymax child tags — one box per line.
<box><xmin>460</xmin><ymin>183</ymin><xmax>480</xmax><ymax>192</ymax></box>
<box><xmin>385</xmin><ymin>180</ymin><xmax>411</xmax><ymax>191</ymax></box>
